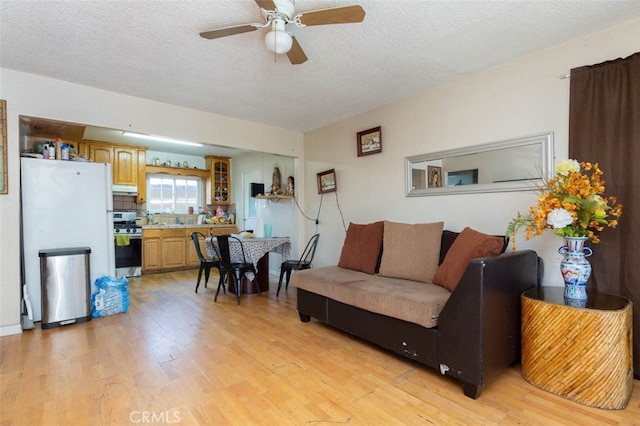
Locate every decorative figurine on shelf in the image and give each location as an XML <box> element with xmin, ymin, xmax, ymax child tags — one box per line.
<box><xmin>271</xmin><ymin>166</ymin><xmax>282</xmax><ymax>194</ymax></box>
<box><xmin>287</xmin><ymin>176</ymin><xmax>294</xmax><ymax>196</ymax></box>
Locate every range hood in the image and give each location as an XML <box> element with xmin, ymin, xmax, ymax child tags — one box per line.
<box><xmin>112</xmin><ymin>184</ymin><xmax>138</xmax><ymax>196</ymax></box>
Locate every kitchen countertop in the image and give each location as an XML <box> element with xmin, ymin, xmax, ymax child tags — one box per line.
<box><xmin>142</xmin><ymin>223</ymin><xmax>237</xmax><ymax>229</ymax></box>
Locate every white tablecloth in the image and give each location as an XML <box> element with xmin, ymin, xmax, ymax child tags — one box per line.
<box><xmin>206</xmin><ymin>236</ymin><xmax>291</xmax><ymax>281</ymax></box>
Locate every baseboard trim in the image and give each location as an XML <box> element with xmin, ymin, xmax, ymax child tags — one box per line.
<box><xmin>0</xmin><ymin>323</ymin><xmax>24</xmax><ymax>337</ymax></box>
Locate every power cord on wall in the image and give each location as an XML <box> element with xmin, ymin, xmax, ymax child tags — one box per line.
<box><xmin>334</xmin><ymin>191</ymin><xmax>347</xmax><ymax>233</ymax></box>
<box><xmin>293</xmin><ymin>185</ymin><xmax>347</xmax><ymax>234</ymax></box>
<box><xmin>293</xmin><ymin>193</ymin><xmax>322</xmax><ymax>234</ymax></box>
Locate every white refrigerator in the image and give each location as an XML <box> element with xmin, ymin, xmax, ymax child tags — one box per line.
<box><xmin>20</xmin><ymin>158</ymin><xmax>116</xmax><ymax>322</ymax></box>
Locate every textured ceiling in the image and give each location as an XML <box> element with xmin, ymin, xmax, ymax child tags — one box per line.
<box><xmin>2</xmin><ymin>0</ymin><xmax>640</xmax><ymax>135</ymax></box>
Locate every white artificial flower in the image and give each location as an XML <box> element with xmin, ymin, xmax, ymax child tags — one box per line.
<box><xmin>547</xmin><ymin>208</ymin><xmax>574</xmax><ymax>229</ymax></box>
<box><xmin>555</xmin><ymin>159</ymin><xmax>580</xmax><ymax>176</ymax></box>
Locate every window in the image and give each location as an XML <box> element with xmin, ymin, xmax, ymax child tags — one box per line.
<box><xmin>147</xmin><ymin>174</ymin><xmax>201</xmax><ymax>213</ymax></box>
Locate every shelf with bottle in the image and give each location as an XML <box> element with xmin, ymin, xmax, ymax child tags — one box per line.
<box><xmin>255</xmin><ymin>194</ymin><xmax>294</xmax><ymax>202</ymax></box>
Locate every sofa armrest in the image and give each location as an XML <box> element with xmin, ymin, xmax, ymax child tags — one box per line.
<box><xmin>437</xmin><ymin>249</ymin><xmax>538</xmax><ymax>395</ymax></box>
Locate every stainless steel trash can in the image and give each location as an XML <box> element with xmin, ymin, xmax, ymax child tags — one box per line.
<box><xmin>39</xmin><ymin>247</ymin><xmax>92</xmax><ymax>329</ymax></box>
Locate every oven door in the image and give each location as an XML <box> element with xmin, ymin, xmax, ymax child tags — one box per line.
<box><xmin>114</xmin><ymin>235</ymin><xmax>142</xmax><ymax>277</ymax></box>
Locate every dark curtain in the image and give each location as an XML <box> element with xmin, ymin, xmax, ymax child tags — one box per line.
<box><xmin>569</xmin><ymin>52</ymin><xmax>640</xmax><ymax>379</ymax></box>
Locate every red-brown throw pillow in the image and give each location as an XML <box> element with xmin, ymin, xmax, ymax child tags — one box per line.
<box><xmin>338</xmin><ymin>221</ymin><xmax>384</xmax><ymax>274</ymax></box>
<box><xmin>433</xmin><ymin>227</ymin><xmax>505</xmax><ymax>292</ymax></box>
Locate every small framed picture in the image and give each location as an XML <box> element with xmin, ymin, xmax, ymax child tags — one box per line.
<box><xmin>317</xmin><ymin>169</ymin><xmax>337</xmax><ymax>194</ymax></box>
<box><xmin>427</xmin><ymin>166</ymin><xmax>442</xmax><ymax>188</ymax></box>
<box><xmin>357</xmin><ymin>126</ymin><xmax>382</xmax><ymax>156</ymax></box>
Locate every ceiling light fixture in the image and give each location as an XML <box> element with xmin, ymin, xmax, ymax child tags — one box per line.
<box><xmin>122</xmin><ymin>132</ymin><xmax>203</xmax><ymax>147</ymax></box>
<box><xmin>264</xmin><ymin>18</ymin><xmax>292</xmax><ymax>54</ymax></box>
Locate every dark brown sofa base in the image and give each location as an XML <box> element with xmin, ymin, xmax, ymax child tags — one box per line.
<box><xmin>295</xmin><ymin>249</ymin><xmax>540</xmax><ymax>399</ymax></box>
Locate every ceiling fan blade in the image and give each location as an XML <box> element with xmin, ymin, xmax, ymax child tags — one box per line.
<box><xmin>254</xmin><ymin>0</ymin><xmax>277</xmax><ymax>11</ymax></box>
<box><xmin>298</xmin><ymin>5</ymin><xmax>365</xmax><ymax>26</ymax></box>
<box><xmin>287</xmin><ymin>36</ymin><xmax>308</xmax><ymax>65</ymax></box>
<box><xmin>200</xmin><ymin>24</ymin><xmax>258</xmax><ymax>40</ymax></box>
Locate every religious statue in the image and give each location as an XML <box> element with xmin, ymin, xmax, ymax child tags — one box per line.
<box><xmin>271</xmin><ymin>166</ymin><xmax>282</xmax><ymax>194</ymax></box>
<box><xmin>287</xmin><ymin>176</ymin><xmax>294</xmax><ymax>196</ymax></box>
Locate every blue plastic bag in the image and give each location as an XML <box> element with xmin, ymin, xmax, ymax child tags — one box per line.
<box><xmin>91</xmin><ymin>276</ymin><xmax>130</xmax><ymax>317</ymax></box>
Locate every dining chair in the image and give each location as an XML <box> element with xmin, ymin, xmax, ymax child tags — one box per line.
<box><xmin>191</xmin><ymin>232</ymin><xmax>224</xmax><ymax>294</ymax></box>
<box><xmin>214</xmin><ymin>235</ymin><xmax>259</xmax><ymax>305</ymax></box>
<box><xmin>277</xmin><ymin>233</ymin><xmax>319</xmax><ymax>297</ymax></box>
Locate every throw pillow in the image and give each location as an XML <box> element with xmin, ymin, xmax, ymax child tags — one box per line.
<box><xmin>433</xmin><ymin>227</ymin><xmax>505</xmax><ymax>292</ymax></box>
<box><xmin>338</xmin><ymin>221</ymin><xmax>384</xmax><ymax>274</ymax></box>
<box><xmin>378</xmin><ymin>221</ymin><xmax>444</xmax><ymax>283</ymax></box>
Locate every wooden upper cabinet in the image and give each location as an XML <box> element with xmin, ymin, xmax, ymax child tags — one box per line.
<box><xmin>136</xmin><ymin>149</ymin><xmax>147</xmax><ymax>204</ymax></box>
<box><xmin>80</xmin><ymin>141</ymin><xmax>147</xmax><ymax>202</ymax></box>
<box><xmin>88</xmin><ymin>143</ymin><xmax>113</xmax><ymax>164</ymax></box>
<box><xmin>113</xmin><ymin>147</ymin><xmax>138</xmax><ymax>186</ymax></box>
<box><xmin>205</xmin><ymin>156</ymin><xmax>231</xmax><ymax>205</ymax></box>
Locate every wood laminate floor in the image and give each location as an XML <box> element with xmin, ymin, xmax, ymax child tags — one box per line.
<box><xmin>1</xmin><ymin>269</ymin><xmax>639</xmax><ymax>425</ymax></box>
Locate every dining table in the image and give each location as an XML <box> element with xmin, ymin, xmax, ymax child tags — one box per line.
<box><xmin>206</xmin><ymin>236</ymin><xmax>291</xmax><ymax>294</ymax></box>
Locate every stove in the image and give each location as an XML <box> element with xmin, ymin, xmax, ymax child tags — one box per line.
<box><xmin>114</xmin><ymin>223</ymin><xmax>142</xmax><ymax>236</ymax></box>
<box><xmin>113</xmin><ymin>211</ymin><xmax>142</xmax><ymax>277</ymax></box>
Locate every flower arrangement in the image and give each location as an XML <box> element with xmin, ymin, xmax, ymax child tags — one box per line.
<box><xmin>506</xmin><ymin>159</ymin><xmax>622</xmax><ymax>249</ymax></box>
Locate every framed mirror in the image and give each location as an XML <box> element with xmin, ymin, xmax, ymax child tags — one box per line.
<box><xmin>406</xmin><ymin>132</ymin><xmax>554</xmax><ymax>196</ymax></box>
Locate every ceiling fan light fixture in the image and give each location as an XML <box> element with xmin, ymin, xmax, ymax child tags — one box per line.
<box><xmin>264</xmin><ymin>30</ymin><xmax>292</xmax><ymax>54</ymax></box>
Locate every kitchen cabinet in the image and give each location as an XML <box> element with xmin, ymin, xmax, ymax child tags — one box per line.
<box><xmin>205</xmin><ymin>156</ymin><xmax>231</xmax><ymax>205</ymax></box>
<box><xmin>136</xmin><ymin>149</ymin><xmax>147</xmax><ymax>203</ymax></box>
<box><xmin>161</xmin><ymin>229</ymin><xmax>187</xmax><ymax>269</ymax></box>
<box><xmin>80</xmin><ymin>140</ymin><xmax>147</xmax><ymax>202</ymax></box>
<box><xmin>113</xmin><ymin>146</ymin><xmax>138</xmax><ymax>186</ymax></box>
<box><xmin>142</xmin><ymin>225</ymin><xmax>237</xmax><ymax>273</ymax></box>
<box><xmin>88</xmin><ymin>143</ymin><xmax>113</xmax><ymax>164</ymax></box>
<box><xmin>142</xmin><ymin>229</ymin><xmax>162</xmax><ymax>271</ymax></box>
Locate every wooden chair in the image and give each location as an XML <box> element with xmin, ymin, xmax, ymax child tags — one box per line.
<box><xmin>191</xmin><ymin>232</ymin><xmax>223</xmax><ymax>294</ymax></box>
<box><xmin>277</xmin><ymin>234</ymin><xmax>319</xmax><ymax>297</ymax></box>
<box><xmin>214</xmin><ymin>235</ymin><xmax>259</xmax><ymax>305</ymax></box>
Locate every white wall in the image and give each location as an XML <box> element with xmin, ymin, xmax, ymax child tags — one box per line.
<box><xmin>231</xmin><ymin>152</ymin><xmax>298</xmax><ymax>272</ymax></box>
<box><xmin>303</xmin><ymin>17</ymin><xmax>640</xmax><ymax>289</ymax></box>
<box><xmin>0</xmin><ymin>69</ymin><xmax>303</xmax><ymax>335</ymax></box>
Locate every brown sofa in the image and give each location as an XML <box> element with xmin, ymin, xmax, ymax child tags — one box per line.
<box><xmin>292</xmin><ymin>224</ymin><xmax>539</xmax><ymax>399</ymax></box>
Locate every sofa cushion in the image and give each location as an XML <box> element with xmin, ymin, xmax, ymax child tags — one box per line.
<box><xmin>439</xmin><ymin>230</ymin><xmax>460</xmax><ymax>265</ymax></box>
<box><xmin>338</xmin><ymin>221</ymin><xmax>384</xmax><ymax>274</ymax></box>
<box><xmin>293</xmin><ymin>266</ymin><xmax>451</xmax><ymax>328</ymax></box>
<box><xmin>433</xmin><ymin>227</ymin><xmax>505</xmax><ymax>292</ymax></box>
<box><xmin>378</xmin><ymin>221</ymin><xmax>443</xmax><ymax>283</ymax></box>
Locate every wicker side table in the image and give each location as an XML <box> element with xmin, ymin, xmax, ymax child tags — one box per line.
<box><xmin>521</xmin><ymin>287</ymin><xmax>633</xmax><ymax>409</ymax></box>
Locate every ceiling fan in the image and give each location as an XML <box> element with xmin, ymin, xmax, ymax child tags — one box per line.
<box><xmin>199</xmin><ymin>0</ymin><xmax>366</xmax><ymax>65</ymax></box>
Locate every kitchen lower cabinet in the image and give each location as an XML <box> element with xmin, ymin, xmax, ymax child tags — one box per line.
<box><xmin>142</xmin><ymin>230</ymin><xmax>162</xmax><ymax>272</ymax></box>
<box><xmin>162</xmin><ymin>229</ymin><xmax>187</xmax><ymax>269</ymax></box>
<box><xmin>143</xmin><ymin>226</ymin><xmax>237</xmax><ymax>273</ymax></box>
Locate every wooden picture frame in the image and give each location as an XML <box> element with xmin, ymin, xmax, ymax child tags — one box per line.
<box><xmin>357</xmin><ymin>126</ymin><xmax>382</xmax><ymax>156</ymax></box>
<box><xmin>317</xmin><ymin>169</ymin><xmax>337</xmax><ymax>194</ymax></box>
<box><xmin>427</xmin><ymin>166</ymin><xmax>442</xmax><ymax>188</ymax></box>
<box><xmin>0</xmin><ymin>100</ymin><xmax>7</xmax><ymax>194</ymax></box>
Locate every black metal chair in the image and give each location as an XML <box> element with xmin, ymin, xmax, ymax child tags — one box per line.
<box><xmin>214</xmin><ymin>235</ymin><xmax>259</xmax><ymax>305</ymax></box>
<box><xmin>277</xmin><ymin>234</ymin><xmax>319</xmax><ymax>297</ymax></box>
<box><xmin>191</xmin><ymin>232</ymin><xmax>223</xmax><ymax>294</ymax></box>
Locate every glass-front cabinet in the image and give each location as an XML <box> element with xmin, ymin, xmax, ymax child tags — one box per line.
<box><xmin>205</xmin><ymin>156</ymin><xmax>231</xmax><ymax>205</ymax></box>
